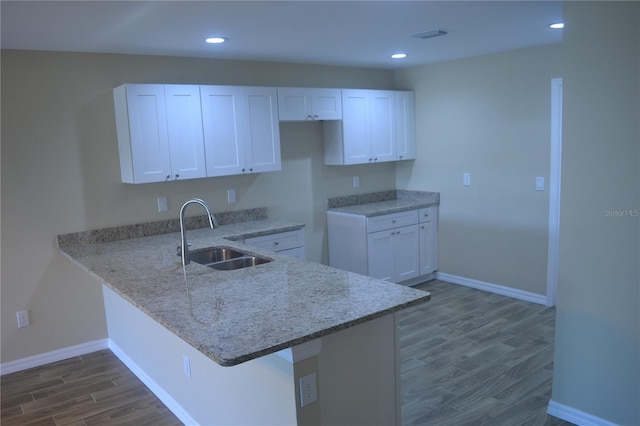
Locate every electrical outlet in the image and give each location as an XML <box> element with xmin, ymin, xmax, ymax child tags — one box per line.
<box><xmin>299</xmin><ymin>372</ymin><xmax>318</xmax><ymax>407</ymax></box>
<box><xmin>353</xmin><ymin>176</ymin><xmax>360</xmax><ymax>188</ymax></box>
<box><xmin>182</xmin><ymin>354</ymin><xmax>191</xmax><ymax>379</ymax></box>
<box><xmin>536</xmin><ymin>177</ymin><xmax>545</xmax><ymax>191</ymax></box>
<box><xmin>157</xmin><ymin>196</ymin><xmax>168</xmax><ymax>212</ymax></box>
<box><xmin>16</xmin><ymin>310</ymin><xmax>30</xmax><ymax>328</ymax></box>
<box><xmin>463</xmin><ymin>173</ymin><xmax>471</xmax><ymax>186</ymax></box>
<box><xmin>227</xmin><ymin>189</ymin><xmax>236</xmax><ymax>203</ymax></box>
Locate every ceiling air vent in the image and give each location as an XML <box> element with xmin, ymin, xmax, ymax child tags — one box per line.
<box><xmin>411</xmin><ymin>29</ymin><xmax>448</xmax><ymax>40</ymax></box>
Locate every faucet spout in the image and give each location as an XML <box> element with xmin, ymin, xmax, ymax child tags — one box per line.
<box><xmin>179</xmin><ymin>198</ymin><xmax>217</xmax><ymax>266</ymax></box>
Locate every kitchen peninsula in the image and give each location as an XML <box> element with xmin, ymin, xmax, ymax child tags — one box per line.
<box><xmin>58</xmin><ymin>209</ymin><xmax>431</xmax><ymax>425</ymax></box>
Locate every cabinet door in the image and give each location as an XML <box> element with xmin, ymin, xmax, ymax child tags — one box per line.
<box><xmin>242</xmin><ymin>87</ymin><xmax>281</xmax><ymax>173</ymax></box>
<box><xmin>200</xmin><ymin>85</ymin><xmax>245</xmax><ymax>177</ymax></box>
<box><xmin>312</xmin><ymin>89</ymin><xmax>342</xmax><ymax>120</ymax></box>
<box><xmin>367</xmin><ymin>229</ymin><xmax>395</xmax><ymax>282</ymax></box>
<box><xmin>341</xmin><ymin>89</ymin><xmax>371</xmax><ymax>164</ymax></box>
<box><xmin>118</xmin><ymin>84</ymin><xmax>171</xmax><ymax>183</ymax></box>
<box><xmin>277</xmin><ymin>88</ymin><xmax>312</xmax><ymax>121</ymax></box>
<box><xmin>370</xmin><ymin>90</ymin><xmax>396</xmax><ymax>163</ymax></box>
<box><xmin>419</xmin><ymin>220</ymin><xmax>438</xmax><ymax>275</ymax></box>
<box><xmin>164</xmin><ymin>85</ymin><xmax>206</xmax><ymax>180</ymax></box>
<box><xmin>395</xmin><ymin>91</ymin><xmax>416</xmax><ymax>160</ymax></box>
<box><xmin>394</xmin><ymin>224</ymin><xmax>420</xmax><ymax>282</ymax></box>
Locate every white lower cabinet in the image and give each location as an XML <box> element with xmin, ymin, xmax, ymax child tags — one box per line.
<box><xmin>328</xmin><ymin>206</ymin><xmax>437</xmax><ymax>284</ymax></box>
<box><xmin>419</xmin><ymin>206</ymin><xmax>438</xmax><ymax>276</ymax></box>
<box><xmin>244</xmin><ymin>228</ymin><xmax>305</xmax><ymax>260</ymax></box>
<box><xmin>367</xmin><ymin>224</ymin><xmax>419</xmax><ymax>282</ymax></box>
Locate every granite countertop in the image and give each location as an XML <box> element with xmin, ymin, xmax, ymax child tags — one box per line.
<box><xmin>59</xmin><ymin>218</ymin><xmax>431</xmax><ymax>367</ymax></box>
<box><xmin>327</xmin><ymin>189</ymin><xmax>440</xmax><ymax>217</ymax></box>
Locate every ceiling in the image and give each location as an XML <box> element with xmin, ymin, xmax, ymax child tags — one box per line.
<box><xmin>1</xmin><ymin>1</ymin><xmax>563</xmax><ymax>69</ymax></box>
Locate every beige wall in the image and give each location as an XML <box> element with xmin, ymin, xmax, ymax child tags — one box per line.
<box><xmin>552</xmin><ymin>2</ymin><xmax>639</xmax><ymax>424</ymax></box>
<box><xmin>0</xmin><ymin>50</ymin><xmax>396</xmax><ymax>363</ymax></box>
<box><xmin>394</xmin><ymin>44</ymin><xmax>562</xmax><ymax>295</ymax></box>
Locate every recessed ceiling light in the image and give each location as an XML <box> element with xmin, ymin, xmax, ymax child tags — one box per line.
<box><xmin>549</xmin><ymin>22</ymin><xmax>565</xmax><ymax>29</ymax></box>
<box><xmin>205</xmin><ymin>37</ymin><xmax>227</xmax><ymax>44</ymax></box>
<box><xmin>391</xmin><ymin>53</ymin><xmax>407</xmax><ymax>59</ymax></box>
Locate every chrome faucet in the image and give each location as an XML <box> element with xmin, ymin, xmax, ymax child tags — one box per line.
<box><xmin>179</xmin><ymin>198</ymin><xmax>218</xmax><ymax>266</ymax></box>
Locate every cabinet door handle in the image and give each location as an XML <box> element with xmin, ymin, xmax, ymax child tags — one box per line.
<box><xmin>274</xmin><ymin>241</ymin><xmax>279</xmax><ymax>246</ymax></box>
<box><xmin>374</xmin><ymin>157</ymin><xmax>378</xmax><ymax>161</ymax></box>
<box><xmin>399</xmin><ymin>155</ymin><xmax>403</xmax><ymax>159</ymax></box>
<box><xmin>166</xmin><ymin>174</ymin><xmax>171</xmax><ymax>180</ymax></box>
<box><xmin>421</xmin><ymin>226</ymin><xmax>425</xmax><ymax>229</ymax></box>
<box><xmin>306</xmin><ymin>114</ymin><xmax>313</xmax><ymax>120</ymax></box>
<box><xmin>313</xmin><ymin>114</ymin><xmax>319</xmax><ymax>120</ymax></box>
<box><xmin>175</xmin><ymin>174</ymin><xmax>179</xmax><ymax>179</ymax></box>
<box><xmin>392</xmin><ymin>220</ymin><xmax>397</xmax><ymax>224</ymax></box>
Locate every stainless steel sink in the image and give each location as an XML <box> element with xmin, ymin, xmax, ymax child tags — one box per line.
<box><xmin>186</xmin><ymin>247</ymin><xmax>271</xmax><ymax>270</ymax></box>
<box><xmin>207</xmin><ymin>256</ymin><xmax>271</xmax><ymax>270</ymax></box>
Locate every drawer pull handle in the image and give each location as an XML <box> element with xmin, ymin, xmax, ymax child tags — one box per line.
<box><xmin>274</xmin><ymin>241</ymin><xmax>279</xmax><ymax>246</ymax></box>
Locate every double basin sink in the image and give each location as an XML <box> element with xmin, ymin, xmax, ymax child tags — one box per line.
<box><xmin>187</xmin><ymin>247</ymin><xmax>271</xmax><ymax>271</ymax></box>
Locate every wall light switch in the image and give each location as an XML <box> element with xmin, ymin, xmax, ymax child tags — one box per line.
<box><xmin>536</xmin><ymin>177</ymin><xmax>545</xmax><ymax>191</ymax></box>
<box><xmin>227</xmin><ymin>189</ymin><xmax>237</xmax><ymax>204</ymax></box>
<box><xmin>463</xmin><ymin>173</ymin><xmax>471</xmax><ymax>186</ymax></box>
<box><xmin>157</xmin><ymin>197</ymin><xmax>168</xmax><ymax>212</ymax></box>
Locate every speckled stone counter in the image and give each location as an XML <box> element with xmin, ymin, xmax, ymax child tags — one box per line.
<box><xmin>59</xmin><ymin>218</ymin><xmax>431</xmax><ymax>367</ymax></box>
<box><xmin>327</xmin><ymin>190</ymin><xmax>439</xmax><ymax>217</ymax></box>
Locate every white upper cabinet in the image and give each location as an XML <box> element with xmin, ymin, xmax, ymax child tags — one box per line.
<box><xmin>200</xmin><ymin>86</ymin><xmax>245</xmax><ymax>176</ymax></box>
<box><xmin>323</xmin><ymin>89</ymin><xmax>400</xmax><ymax>165</ymax></box>
<box><xmin>200</xmin><ymin>86</ymin><xmax>281</xmax><ymax>176</ymax></box>
<box><xmin>395</xmin><ymin>91</ymin><xmax>416</xmax><ymax>161</ymax></box>
<box><xmin>277</xmin><ymin>88</ymin><xmax>342</xmax><ymax>121</ymax></box>
<box><xmin>242</xmin><ymin>87</ymin><xmax>281</xmax><ymax>173</ymax></box>
<box><xmin>369</xmin><ymin>90</ymin><xmax>397</xmax><ymax>163</ymax></box>
<box><xmin>113</xmin><ymin>84</ymin><xmax>206</xmax><ymax>184</ymax></box>
<box><xmin>164</xmin><ymin>85</ymin><xmax>207</xmax><ymax>180</ymax></box>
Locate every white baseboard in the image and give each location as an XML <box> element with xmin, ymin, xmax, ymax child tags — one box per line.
<box><xmin>0</xmin><ymin>339</ymin><xmax>109</xmax><ymax>375</ymax></box>
<box><xmin>435</xmin><ymin>272</ymin><xmax>548</xmax><ymax>305</ymax></box>
<box><xmin>108</xmin><ymin>340</ymin><xmax>198</xmax><ymax>426</ymax></box>
<box><xmin>547</xmin><ymin>399</ymin><xmax>620</xmax><ymax>426</ymax></box>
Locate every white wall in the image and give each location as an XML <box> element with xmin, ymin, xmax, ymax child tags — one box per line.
<box><xmin>394</xmin><ymin>44</ymin><xmax>562</xmax><ymax>296</ymax></box>
<box><xmin>0</xmin><ymin>50</ymin><xmax>396</xmax><ymax>363</ymax></box>
<box><xmin>551</xmin><ymin>2</ymin><xmax>639</xmax><ymax>425</ymax></box>
<box><xmin>103</xmin><ymin>285</ymin><xmax>298</xmax><ymax>425</ymax></box>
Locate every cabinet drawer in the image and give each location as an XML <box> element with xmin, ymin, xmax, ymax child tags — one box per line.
<box><xmin>366</xmin><ymin>210</ymin><xmax>418</xmax><ymax>233</ymax></box>
<box><xmin>418</xmin><ymin>206</ymin><xmax>438</xmax><ymax>223</ymax></box>
<box><xmin>244</xmin><ymin>229</ymin><xmax>304</xmax><ymax>252</ymax></box>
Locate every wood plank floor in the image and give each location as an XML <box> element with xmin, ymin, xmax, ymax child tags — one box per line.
<box><xmin>0</xmin><ymin>350</ymin><xmax>181</xmax><ymax>426</ymax></box>
<box><xmin>400</xmin><ymin>280</ymin><xmax>572</xmax><ymax>425</ymax></box>
<box><xmin>1</xmin><ymin>280</ymin><xmax>573</xmax><ymax>425</ymax></box>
